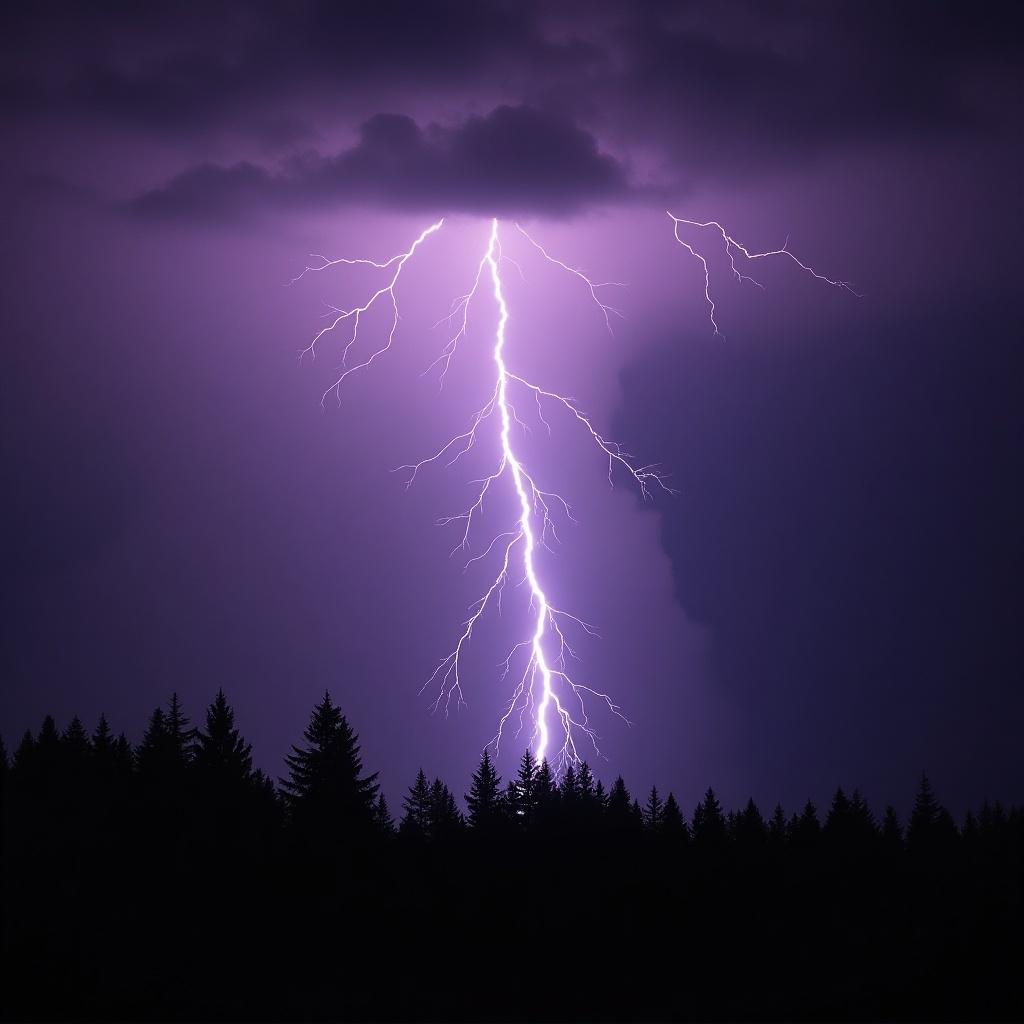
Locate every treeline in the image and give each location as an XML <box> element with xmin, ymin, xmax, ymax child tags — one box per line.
<box><xmin>2</xmin><ymin>690</ymin><xmax>1022</xmax><ymax>1021</ymax></box>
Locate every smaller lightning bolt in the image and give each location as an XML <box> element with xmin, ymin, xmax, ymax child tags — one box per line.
<box><xmin>294</xmin><ymin>219</ymin><xmax>445</xmax><ymax>404</ymax></box>
<box><xmin>513</xmin><ymin>223</ymin><xmax>627</xmax><ymax>335</ymax></box>
<box><xmin>668</xmin><ymin>211</ymin><xmax>859</xmax><ymax>336</ymax></box>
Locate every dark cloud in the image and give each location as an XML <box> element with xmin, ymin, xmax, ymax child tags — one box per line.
<box><xmin>0</xmin><ymin>1</ymin><xmax>591</xmax><ymax>134</ymax></box>
<box><xmin>3</xmin><ymin>0</ymin><xmax>1018</xmax><ymax>195</ymax></box>
<box><xmin>132</xmin><ymin>105</ymin><xmax>634</xmax><ymax>219</ymax></box>
<box><xmin>600</xmin><ymin>1</ymin><xmax>1021</xmax><ymax>175</ymax></box>
<box><xmin>615</xmin><ymin>293</ymin><xmax>1024</xmax><ymax>808</ymax></box>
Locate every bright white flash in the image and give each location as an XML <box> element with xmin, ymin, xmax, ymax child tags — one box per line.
<box><xmin>296</xmin><ymin>214</ymin><xmax>850</xmax><ymax>772</ymax></box>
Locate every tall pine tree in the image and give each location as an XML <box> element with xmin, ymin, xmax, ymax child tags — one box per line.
<box><xmin>401</xmin><ymin>769</ymin><xmax>432</xmax><ymax>838</ymax></box>
<box><xmin>281</xmin><ymin>691</ymin><xmax>379</xmax><ymax>840</ymax></box>
<box><xmin>466</xmin><ymin>749</ymin><xmax>502</xmax><ymax>832</ymax></box>
<box><xmin>194</xmin><ymin>690</ymin><xmax>253</xmax><ymax>784</ymax></box>
<box><xmin>643</xmin><ymin>785</ymin><xmax>665</xmax><ymax>832</ymax></box>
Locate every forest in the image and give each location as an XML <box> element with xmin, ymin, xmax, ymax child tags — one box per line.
<box><xmin>2</xmin><ymin>689</ymin><xmax>1021</xmax><ymax>1021</ymax></box>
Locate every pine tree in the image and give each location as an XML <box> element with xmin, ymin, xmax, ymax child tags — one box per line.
<box><xmin>280</xmin><ymin>691</ymin><xmax>379</xmax><ymax>837</ymax></box>
<box><xmin>662</xmin><ymin>793</ymin><xmax>687</xmax><ymax>839</ymax></box>
<box><xmin>643</xmin><ymin>785</ymin><xmax>665</xmax><ymax>832</ymax></box>
<box><xmin>25</xmin><ymin>715</ymin><xmax>63</xmax><ymax>795</ymax></box>
<box><xmin>769</xmin><ymin>803</ymin><xmax>788</xmax><ymax>846</ymax></box>
<box><xmin>38</xmin><ymin>715</ymin><xmax>61</xmax><ymax>763</ymax></box>
<box><xmin>789</xmin><ymin>800</ymin><xmax>821</xmax><ymax>849</ymax></box>
<box><xmin>533</xmin><ymin>759</ymin><xmax>556</xmax><ymax>825</ymax></box>
<box><xmin>466</xmin><ymin>749</ymin><xmax>502</xmax><ymax>831</ymax></box>
<box><xmin>908</xmin><ymin>773</ymin><xmax>957</xmax><ymax>852</ymax></box>
<box><xmin>13</xmin><ymin>730</ymin><xmax>34</xmax><ymax>769</ymax></box>
<box><xmin>849</xmin><ymin>790</ymin><xmax>878</xmax><ymax>846</ymax></box>
<box><xmin>194</xmin><ymin>690</ymin><xmax>253</xmax><ymax>783</ymax></box>
<box><xmin>630</xmin><ymin>798</ymin><xmax>644</xmax><ymax>829</ymax></box>
<box><xmin>514</xmin><ymin>751</ymin><xmax>537</xmax><ymax>826</ymax></box>
<box><xmin>401</xmin><ymin>769</ymin><xmax>432</xmax><ymax>837</ymax></box>
<box><xmin>135</xmin><ymin>707</ymin><xmax>173</xmax><ymax>778</ymax></box>
<box><xmin>558</xmin><ymin>765</ymin><xmax>580</xmax><ymax>830</ymax></box>
<box><xmin>373</xmin><ymin>794</ymin><xmax>395</xmax><ymax>834</ymax></box>
<box><xmin>92</xmin><ymin>715</ymin><xmax>114</xmax><ymax>760</ymax></box>
<box><xmin>113</xmin><ymin>733</ymin><xmax>133</xmax><ymax>773</ymax></box>
<box><xmin>576</xmin><ymin>763</ymin><xmax>601</xmax><ymax>829</ymax></box>
<box><xmin>824</xmin><ymin>787</ymin><xmax>852</xmax><ymax>839</ymax></box>
<box><xmin>692</xmin><ymin>787</ymin><xmax>727</xmax><ymax>848</ymax></box>
<box><xmin>61</xmin><ymin>716</ymin><xmax>91</xmax><ymax>761</ymax></box>
<box><xmin>429</xmin><ymin>778</ymin><xmax>463</xmax><ymax>838</ymax></box>
<box><xmin>503</xmin><ymin>777</ymin><xmax>522</xmax><ymax>825</ymax></box>
<box><xmin>165</xmin><ymin>693</ymin><xmax>197</xmax><ymax>764</ymax></box>
<box><xmin>576</xmin><ymin>763</ymin><xmax>596</xmax><ymax>801</ymax></box>
<box><xmin>735</xmin><ymin>798</ymin><xmax>767</xmax><ymax>850</ymax></box>
<box><xmin>881</xmin><ymin>805</ymin><xmax>903</xmax><ymax>849</ymax></box>
<box><xmin>560</xmin><ymin>765</ymin><xmax>579</xmax><ymax>804</ymax></box>
<box><xmin>607</xmin><ymin>776</ymin><xmax>633</xmax><ymax>831</ymax></box>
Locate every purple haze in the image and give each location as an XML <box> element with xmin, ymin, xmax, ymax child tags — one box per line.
<box><xmin>1</xmin><ymin>2</ymin><xmax>1022</xmax><ymax>816</ymax></box>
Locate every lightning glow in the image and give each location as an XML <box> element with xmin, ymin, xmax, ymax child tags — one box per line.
<box><xmin>296</xmin><ymin>213</ymin><xmax>850</xmax><ymax>772</ymax></box>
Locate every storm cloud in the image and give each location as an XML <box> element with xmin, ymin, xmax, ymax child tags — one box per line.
<box><xmin>3</xmin><ymin>1</ymin><xmax>1018</xmax><ymax>216</ymax></box>
<box><xmin>132</xmin><ymin>106</ymin><xmax>635</xmax><ymax>220</ymax></box>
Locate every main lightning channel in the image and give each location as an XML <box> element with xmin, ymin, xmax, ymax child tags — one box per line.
<box><xmin>485</xmin><ymin>219</ymin><xmax>557</xmax><ymax>762</ymax></box>
<box><xmin>414</xmin><ymin>219</ymin><xmax>643</xmax><ymax>773</ymax></box>
<box><xmin>296</xmin><ymin>212</ymin><xmax>850</xmax><ymax>774</ymax></box>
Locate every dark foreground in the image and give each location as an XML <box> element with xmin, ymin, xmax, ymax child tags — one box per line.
<box><xmin>2</xmin><ymin>691</ymin><xmax>1021</xmax><ymax>1021</ymax></box>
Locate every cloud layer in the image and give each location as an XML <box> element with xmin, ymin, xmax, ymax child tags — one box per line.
<box><xmin>133</xmin><ymin>106</ymin><xmax>634</xmax><ymax>220</ymax></box>
<box><xmin>2</xmin><ymin>1</ymin><xmax>1019</xmax><ymax>217</ymax></box>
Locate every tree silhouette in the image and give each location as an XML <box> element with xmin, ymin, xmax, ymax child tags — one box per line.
<box><xmin>662</xmin><ymin>793</ymin><xmax>687</xmax><ymax>839</ymax></box>
<box><xmin>194</xmin><ymin>690</ymin><xmax>253</xmax><ymax>784</ymax></box>
<box><xmin>789</xmin><ymin>800</ymin><xmax>821</xmax><ymax>850</ymax></box>
<box><xmin>513</xmin><ymin>750</ymin><xmax>537</xmax><ymax>827</ymax></box>
<box><xmin>908</xmin><ymin>773</ymin><xmax>957</xmax><ymax>853</ymax></box>
<box><xmin>37</xmin><ymin>715</ymin><xmax>62</xmax><ymax>780</ymax></box>
<box><xmin>61</xmin><ymin>716</ymin><xmax>91</xmax><ymax>761</ymax></box>
<box><xmin>91</xmin><ymin>715</ymin><xmax>115</xmax><ymax>763</ymax></box>
<box><xmin>532</xmin><ymin>759</ymin><xmax>557</xmax><ymax>827</ymax></box>
<box><xmin>401</xmin><ymin>768</ymin><xmax>431</xmax><ymax>838</ymax></box>
<box><xmin>136</xmin><ymin>703</ymin><xmax>189</xmax><ymax>783</ymax></box>
<box><xmin>643</xmin><ymin>785</ymin><xmax>665</xmax><ymax>832</ymax></box>
<box><xmin>630</xmin><ymin>798</ymin><xmax>644</xmax><ymax>829</ymax></box>
<box><xmin>373</xmin><ymin>794</ymin><xmax>395</xmax><ymax>834</ymax></box>
<box><xmin>429</xmin><ymin>778</ymin><xmax>463</xmax><ymax>838</ymax></box>
<box><xmin>824</xmin><ymin>787</ymin><xmax>852</xmax><ymax>837</ymax></box>
<box><xmin>2</xmin><ymin>691</ymin><xmax>1022</xmax><ymax>1022</ymax></box>
<box><xmin>881</xmin><ymin>805</ymin><xmax>903</xmax><ymax>850</ymax></box>
<box><xmin>280</xmin><ymin>691</ymin><xmax>379</xmax><ymax>842</ymax></box>
<box><xmin>768</xmin><ymin>803</ymin><xmax>787</xmax><ymax>846</ymax></box>
<box><xmin>166</xmin><ymin>692</ymin><xmax>197</xmax><ymax>762</ymax></box>
<box><xmin>692</xmin><ymin>788</ymin><xmax>727</xmax><ymax>849</ymax></box>
<box><xmin>12</xmin><ymin>730</ymin><xmax>35</xmax><ymax>778</ymax></box>
<box><xmin>607</xmin><ymin>776</ymin><xmax>634</xmax><ymax>832</ymax></box>
<box><xmin>734</xmin><ymin>798</ymin><xmax>767</xmax><ymax>850</ymax></box>
<box><xmin>465</xmin><ymin>749</ymin><xmax>502</xmax><ymax>832</ymax></box>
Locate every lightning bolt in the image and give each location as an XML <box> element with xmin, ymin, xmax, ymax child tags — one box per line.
<box><xmin>668</xmin><ymin>211</ymin><xmax>860</xmax><ymax>336</ymax></box>
<box><xmin>296</xmin><ymin>213</ymin><xmax>850</xmax><ymax>773</ymax></box>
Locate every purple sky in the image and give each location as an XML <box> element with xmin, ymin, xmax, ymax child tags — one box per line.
<box><xmin>2</xmin><ymin>1</ymin><xmax>1022</xmax><ymax>816</ymax></box>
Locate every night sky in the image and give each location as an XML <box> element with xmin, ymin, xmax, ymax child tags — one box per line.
<box><xmin>2</xmin><ymin>1</ymin><xmax>1022</xmax><ymax>817</ymax></box>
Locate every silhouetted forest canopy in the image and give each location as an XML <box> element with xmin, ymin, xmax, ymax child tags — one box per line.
<box><xmin>2</xmin><ymin>691</ymin><xmax>1021</xmax><ymax>1021</ymax></box>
